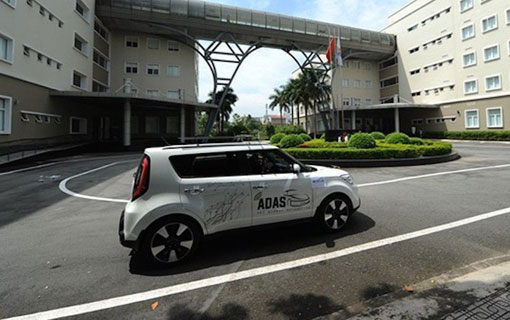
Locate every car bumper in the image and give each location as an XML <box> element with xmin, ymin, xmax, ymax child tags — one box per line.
<box><xmin>119</xmin><ymin>210</ymin><xmax>136</xmax><ymax>249</ymax></box>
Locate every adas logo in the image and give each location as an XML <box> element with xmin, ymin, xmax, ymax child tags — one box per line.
<box><xmin>255</xmin><ymin>189</ymin><xmax>310</xmax><ymax>210</ymax></box>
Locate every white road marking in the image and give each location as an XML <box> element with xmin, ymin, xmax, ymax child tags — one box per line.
<box><xmin>5</xmin><ymin>206</ymin><xmax>510</xmax><ymax>320</ymax></box>
<box><xmin>58</xmin><ymin>161</ymin><xmax>135</xmax><ymax>204</ymax></box>
<box><xmin>358</xmin><ymin>164</ymin><xmax>510</xmax><ymax>187</ymax></box>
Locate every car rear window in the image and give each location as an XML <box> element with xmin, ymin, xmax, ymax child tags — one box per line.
<box><xmin>170</xmin><ymin>152</ymin><xmax>242</xmax><ymax>178</ymax></box>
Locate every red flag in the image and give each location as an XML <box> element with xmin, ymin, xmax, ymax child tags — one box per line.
<box><xmin>326</xmin><ymin>37</ymin><xmax>335</xmax><ymax>65</ymax></box>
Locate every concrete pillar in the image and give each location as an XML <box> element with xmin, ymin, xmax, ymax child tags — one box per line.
<box><xmin>394</xmin><ymin>108</ymin><xmax>400</xmax><ymax>132</ymax></box>
<box><xmin>123</xmin><ymin>99</ymin><xmax>131</xmax><ymax>147</ymax></box>
<box><xmin>123</xmin><ymin>78</ymin><xmax>132</xmax><ymax>94</ymax></box>
<box><xmin>351</xmin><ymin>110</ymin><xmax>356</xmax><ymax>130</ymax></box>
<box><xmin>180</xmin><ymin>106</ymin><xmax>185</xmax><ymax>144</ymax></box>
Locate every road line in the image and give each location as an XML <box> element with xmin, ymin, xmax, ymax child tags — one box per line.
<box><xmin>58</xmin><ymin>161</ymin><xmax>135</xmax><ymax>204</ymax></box>
<box><xmin>358</xmin><ymin>164</ymin><xmax>510</xmax><ymax>187</ymax></box>
<box><xmin>5</xmin><ymin>206</ymin><xmax>510</xmax><ymax>320</ymax></box>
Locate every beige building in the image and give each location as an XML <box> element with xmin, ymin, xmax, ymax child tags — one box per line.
<box><xmin>0</xmin><ymin>0</ymin><xmax>204</xmax><ymax>157</ymax></box>
<box><xmin>383</xmin><ymin>0</ymin><xmax>510</xmax><ymax>133</ymax></box>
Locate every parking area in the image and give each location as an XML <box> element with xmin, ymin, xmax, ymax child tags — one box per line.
<box><xmin>1</xmin><ymin>142</ymin><xmax>510</xmax><ymax>320</ymax></box>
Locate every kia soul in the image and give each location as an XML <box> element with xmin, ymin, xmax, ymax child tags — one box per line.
<box><xmin>120</xmin><ymin>143</ymin><xmax>361</xmax><ymax>266</ymax></box>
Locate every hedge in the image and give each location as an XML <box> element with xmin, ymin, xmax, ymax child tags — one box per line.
<box><xmin>370</xmin><ymin>131</ymin><xmax>386</xmax><ymax>140</ymax></box>
<box><xmin>424</xmin><ymin>131</ymin><xmax>510</xmax><ymax>141</ymax></box>
<box><xmin>348</xmin><ymin>133</ymin><xmax>377</xmax><ymax>149</ymax></box>
<box><xmin>284</xmin><ymin>141</ymin><xmax>452</xmax><ymax>160</ymax></box>
<box><xmin>385</xmin><ymin>132</ymin><xmax>411</xmax><ymax>144</ymax></box>
<box><xmin>279</xmin><ymin>134</ymin><xmax>305</xmax><ymax>148</ymax></box>
<box><xmin>276</xmin><ymin>125</ymin><xmax>306</xmax><ymax>135</ymax></box>
<box><xmin>300</xmin><ymin>139</ymin><xmax>347</xmax><ymax>148</ymax></box>
<box><xmin>269</xmin><ymin>133</ymin><xmax>286</xmax><ymax>145</ymax></box>
<box><xmin>299</xmin><ymin>133</ymin><xmax>311</xmax><ymax>142</ymax></box>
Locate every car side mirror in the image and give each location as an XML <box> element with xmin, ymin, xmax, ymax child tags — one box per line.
<box><xmin>292</xmin><ymin>164</ymin><xmax>301</xmax><ymax>174</ymax></box>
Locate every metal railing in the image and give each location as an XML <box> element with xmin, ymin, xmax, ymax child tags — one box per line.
<box><xmin>97</xmin><ymin>0</ymin><xmax>395</xmax><ymax>47</ymax></box>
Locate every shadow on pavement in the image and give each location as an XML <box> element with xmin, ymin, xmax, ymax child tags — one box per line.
<box><xmin>129</xmin><ymin>212</ymin><xmax>375</xmax><ymax>276</ymax></box>
<box><xmin>267</xmin><ymin>293</ymin><xmax>345</xmax><ymax>320</ymax></box>
<box><xmin>167</xmin><ymin>303</ymin><xmax>249</xmax><ymax>320</ymax></box>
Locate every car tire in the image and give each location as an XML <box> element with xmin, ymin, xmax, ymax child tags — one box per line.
<box><xmin>315</xmin><ymin>194</ymin><xmax>352</xmax><ymax>233</ymax></box>
<box><xmin>140</xmin><ymin>216</ymin><xmax>201</xmax><ymax>267</ymax></box>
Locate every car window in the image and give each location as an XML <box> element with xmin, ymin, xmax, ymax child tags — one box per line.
<box><xmin>244</xmin><ymin>150</ymin><xmax>294</xmax><ymax>175</ymax></box>
<box><xmin>170</xmin><ymin>152</ymin><xmax>242</xmax><ymax>178</ymax></box>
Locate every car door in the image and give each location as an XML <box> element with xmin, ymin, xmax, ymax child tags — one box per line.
<box><xmin>244</xmin><ymin>149</ymin><xmax>314</xmax><ymax>226</ymax></box>
<box><xmin>173</xmin><ymin>151</ymin><xmax>253</xmax><ymax>234</ymax></box>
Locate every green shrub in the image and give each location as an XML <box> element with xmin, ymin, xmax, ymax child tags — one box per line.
<box><xmin>386</xmin><ymin>132</ymin><xmax>411</xmax><ymax>144</ymax></box>
<box><xmin>264</xmin><ymin>123</ymin><xmax>276</xmax><ymax>137</ymax></box>
<box><xmin>423</xmin><ymin>130</ymin><xmax>510</xmax><ymax>141</ymax></box>
<box><xmin>279</xmin><ymin>134</ymin><xmax>305</xmax><ymax>148</ymax></box>
<box><xmin>370</xmin><ymin>131</ymin><xmax>386</xmax><ymax>140</ymax></box>
<box><xmin>269</xmin><ymin>133</ymin><xmax>286</xmax><ymax>145</ymax></box>
<box><xmin>276</xmin><ymin>125</ymin><xmax>306</xmax><ymax>135</ymax></box>
<box><xmin>299</xmin><ymin>133</ymin><xmax>311</xmax><ymax>142</ymax></box>
<box><xmin>348</xmin><ymin>133</ymin><xmax>376</xmax><ymax>149</ymax></box>
<box><xmin>301</xmin><ymin>139</ymin><xmax>347</xmax><ymax>148</ymax></box>
<box><xmin>283</xmin><ymin>141</ymin><xmax>452</xmax><ymax>160</ymax></box>
<box><xmin>409</xmin><ymin>137</ymin><xmax>424</xmax><ymax>145</ymax></box>
<box><xmin>319</xmin><ymin>133</ymin><xmax>326</xmax><ymax>140</ymax></box>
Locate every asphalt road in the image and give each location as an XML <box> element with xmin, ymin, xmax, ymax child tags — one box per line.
<box><xmin>1</xmin><ymin>142</ymin><xmax>510</xmax><ymax>320</ymax></box>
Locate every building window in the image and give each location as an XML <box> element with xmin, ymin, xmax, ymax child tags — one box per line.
<box><xmin>408</xmin><ymin>24</ymin><xmax>418</xmax><ymax>32</ymax></box>
<box><xmin>166</xmin><ymin>116</ymin><xmax>179</xmax><ymax>135</ymax></box>
<box><xmin>484</xmin><ymin>45</ymin><xmax>499</xmax><ymax>62</ymax></box>
<box><xmin>351</xmin><ymin>61</ymin><xmax>360</xmax><ymax>69</ymax></box>
<box><xmin>485</xmin><ymin>75</ymin><xmax>501</xmax><ymax>91</ymax></box>
<box><xmin>462</xmin><ymin>52</ymin><xmax>476</xmax><ymax>67</ymax></box>
<box><xmin>72</xmin><ymin>71</ymin><xmax>87</xmax><ymax>89</ymax></box>
<box><xmin>147</xmin><ymin>89</ymin><xmax>159</xmax><ymax>97</ymax></box>
<box><xmin>465</xmin><ymin>109</ymin><xmax>479</xmax><ymax>128</ymax></box>
<box><xmin>461</xmin><ymin>24</ymin><xmax>475</xmax><ymax>40</ymax></box>
<box><xmin>167</xmin><ymin>41</ymin><xmax>179</xmax><ymax>52</ymax></box>
<box><xmin>93</xmin><ymin>50</ymin><xmax>108</xmax><ymax>69</ymax></box>
<box><xmin>464</xmin><ymin>79</ymin><xmax>478</xmax><ymax>95</ymax></box>
<box><xmin>2</xmin><ymin>0</ymin><xmax>16</xmax><ymax>8</ymax></box>
<box><xmin>147</xmin><ymin>38</ymin><xmax>160</xmax><ymax>49</ymax></box>
<box><xmin>353</xmin><ymin>80</ymin><xmax>361</xmax><ymax>88</ymax></box>
<box><xmin>70</xmin><ymin>117</ymin><xmax>87</xmax><ymax>134</ymax></box>
<box><xmin>126</xmin><ymin>37</ymin><xmax>138</xmax><ymax>48</ymax></box>
<box><xmin>167</xmin><ymin>90</ymin><xmax>180</xmax><ymax>100</ymax></box>
<box><xmin>352</xmin><ymin>98</ymin><xmax>361</xmax><ymax>107</ymax></box>
<box><xmin>94</xmin><ymin>21</ymin><xmax>109</xmax><ymax>40</ymax></box>
<box><xmin>0</xmin><ymin>33</ymin><xmax>14</xmax><ymax>64</ymax></box>
<box><xmin>487</xmin><ymin>107</ymin><xmax>503</xmax><ymax>128</ymax></box>
<box><xmin>92</xmin><ymin>81</ymin><xmax>108</xmax><ymax>92</ymax></box>
<box><xmin>363</xmin><ymin>62</ymin><xmax>372</xmax><ymax>70</ymax></box>
<box><xmin>342</xmin><ymin>79</ymin><xmax>350</xmax><ymax>87</ymax></box>
<box><xmin>380</xmin><ymin>76</ymin><xmax>398</xmax><ymax>88</ymax></box>
<box><xmin>482</xmin><ymin>15</ymin><xmax>498</xmax><ymax>33</ymax></box>
<box><xmin>412</xmin><ymin>91</ymin><xmax>421</xmax><ymax>97</ymax></box>
<box><xmin>410</xmin><ymin>69</ymin><xmax>420</xmax><ymax>75</ymax></box>
<box><xmin>365</xmin><ymin>99</ymin><xmax>372</xmax><ymax>105</ymax></box>
<box><xmin>342</xmin><ymin>98</ymin><xmax>350</xmax><ymax>106</ymax></box>
<box><xmin>379</xmin><ymin>56</ymin><xmax>397</xmax><ymax>69</ymax></box>
<box><xmin>145</xmin><ymin>116</ymin><xmax>160</xmax><ymax>134</ymax></box>
<box><xmin>167</xmin><ymin>65</ymin><xmax>180</xmax><ymax>77</ymax></box>
<box><xmin>75</xmin><ymin>0</ymin><xmax>90</xmax><ymax>22</ymax></box>
<box><xmin>74</xmin><ymin>33</ymin><xmax>88</xmax><ymax>56</ymax></box>
<box><xmin>460</xmin><ymin>0</ymin><xmax>473</xmax><ymax>12</ymax></box>
<box><xmin>409</xmin><ymin>46</ymin><xmax>419</xmax><ymax>54</ymax></box>
<box><xmin>0</xmin><ymin>96</ymin><xmax>12</xmax><ymax>134</ymax></box>
<box><xmin>506</xmin><ymin>9</ymin><xmax>510</xmax><ymax>25</ymax></box>
<box><xmin>125</xmin><ymin>62</ymin><xmax>138</xmax><ymax>74</ymax></box>
<box><xmin>365</xmin><ymin>80</ymin><xmax>373</xmax><ymax>88</ymax></box>
<box><xmin>147</xmin><ymin>64</ymin><xmax>160</xmax><ymax>75</ymax></box>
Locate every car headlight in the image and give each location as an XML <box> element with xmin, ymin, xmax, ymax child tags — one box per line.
<box><xmin>340</xmin><ymin>174</ymin><xmax>354</xmax><ymax>185</ymax></box>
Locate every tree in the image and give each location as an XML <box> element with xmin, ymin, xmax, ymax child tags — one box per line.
<box><xmin>268</xmin><ymin>87</ymin><xmax>290</xmax><ymax>126</ymax></box>
<box><xmin>206</xmin><ymin>87</ymin><xmax>238</xmax><ymax>135</ymax></box>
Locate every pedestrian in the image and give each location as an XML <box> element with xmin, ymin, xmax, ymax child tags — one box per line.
<box><xmin>411</xmin><ymin>125</ymin><xmax>417</xmax><ymax>137</ymax></box>
<box><xmin>419</xmin><ymin>128</ymin><xmax>423</xmax><ymax>138</ymax></box>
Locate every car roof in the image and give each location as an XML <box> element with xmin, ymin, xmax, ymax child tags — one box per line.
<box><xmin>145</xmin><ymin>142</ymin><xmax>278</xmax><ymax>156</ymax></box>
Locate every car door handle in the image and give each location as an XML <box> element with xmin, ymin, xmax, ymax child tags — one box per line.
<box><xmin>252</xmin><ymin>185</ymin><xmax>268</xmax><ymax>190</ymax></box>
<box><xmin>184</xmin><ymin>187</ymin><xmax>204</xmax><ymax>195</ymax></box>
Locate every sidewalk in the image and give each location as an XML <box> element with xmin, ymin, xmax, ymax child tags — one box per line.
<box><xmin>317</xmin><ymin>255</ymin><xmax>510</xmax><ymax>320</ymax></box>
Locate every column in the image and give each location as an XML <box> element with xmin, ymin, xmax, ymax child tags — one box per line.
<box><xmin>123</xmin><ymin>99</ymin><xmax>131</xmax><ymax>147</ymax></box>
<box><xmin>351</xmin><ymin>110</ymin><xmax>356</xmax><ymax>130</ymax></box>
<box><xmin>394</xmin><ymin>108</ymin><xmax>400</xmax><ymax>132</ymax></box>
<box><xmin>180</xmin><ymin>106</ymin><xmax>185</xmax><ymax>144</ymax></box>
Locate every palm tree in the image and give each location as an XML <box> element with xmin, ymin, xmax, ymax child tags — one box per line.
<box><xmin>268</xmin><ymin>87</ymin><xmax>290</xmax><ymax>126</ymax></box>
<box><xmin>206</xmin><ymin>87</ymin><xmax>238</xmax><ymax>134</ymax></box>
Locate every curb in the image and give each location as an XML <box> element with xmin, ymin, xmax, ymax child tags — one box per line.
<box><xmin>299</xmin><ymin>152</ymin><xmax>460</xmax><ymax>168</ymax></box>
<box><xmin>442</xmin><ymin>139</ymin><xmax>510</xmax><ymax>145</ymax></box>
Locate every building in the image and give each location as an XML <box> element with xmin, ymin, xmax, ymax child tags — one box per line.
<box><xmin>0</xmin><ymin>0</ymin><xmax>209</xmax><ymax>157</ymax></box>
<box><xmin>294</xmin><ymin>0</ymin><xmax>510</xmax><ymax>135</ymax></box>
<box><xmin>383</xmin><ymin>0</ymin><xmax>510</xmax><ymax>133</ymax></box>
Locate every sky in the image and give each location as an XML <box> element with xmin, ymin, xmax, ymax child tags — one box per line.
<box><xmin>198</xmin><ymin>0</ymin><xmax>410</xmax><ymax>117</ymax></box>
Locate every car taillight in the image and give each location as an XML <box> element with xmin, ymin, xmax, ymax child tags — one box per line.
<box><xmin>132</xmin><ymin>155</ymin><xmax>150</xmax><ymax>201</ymax></box>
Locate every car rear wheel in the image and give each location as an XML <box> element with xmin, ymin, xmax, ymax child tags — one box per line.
<box><xmin>141</xmin><ymin>216</ymin><xmax>201</xmax><ymax>266</ymax></box>
<box><xmin>316</xmin><ymin>194</ymin><xmax>352</xmax><ymax>233</ymax></box>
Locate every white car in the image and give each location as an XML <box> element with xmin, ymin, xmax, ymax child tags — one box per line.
<box><xmin>119</xmin><ymin>143</ymin><xmax>361</xmax><ymax>266</ymax></box>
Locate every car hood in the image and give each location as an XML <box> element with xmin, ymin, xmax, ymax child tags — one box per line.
<box><xmin>307</xmin><ymin>165</ymin><xmax>349</xmax><ymax>177</ymax></box>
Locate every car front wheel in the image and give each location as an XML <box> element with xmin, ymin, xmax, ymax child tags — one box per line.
<box><xmin>141</xmin><ymin>216</ymin><xmax>201</xmax><ymax>266</ymax></box>
<box><xmin>316</xmin><ymin>194</ymin><xmax>352</xmax><ymax>233</ymax></box>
